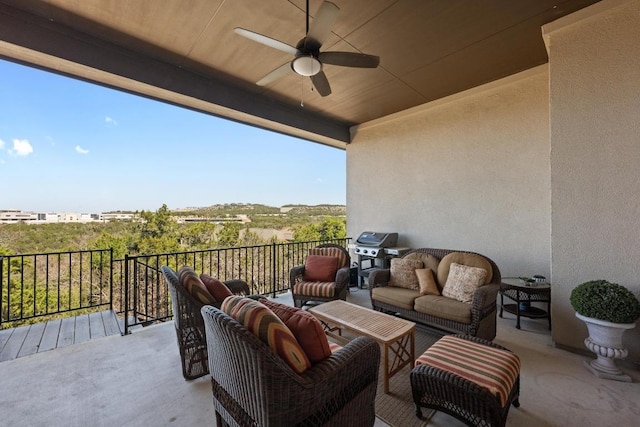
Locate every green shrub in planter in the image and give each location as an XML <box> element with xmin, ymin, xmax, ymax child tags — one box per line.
<box><xmin>570</xmin><ymin>280</ymin><xmax>640</xmax><ymax>324</ymax></box>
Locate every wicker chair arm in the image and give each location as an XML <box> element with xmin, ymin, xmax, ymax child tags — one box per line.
<box><xmin>294</xmin><ymin>336</ymin><xmax>380</xmax><ymax>423</ymax></box>
<box><xmin>290</xmin><ymin>265</ymin><xmax>305</xmax><ymax>285</ymax></box>
<box><xmin>334</xmin><ymin>266</ymin><xmax>350</xmax><ymax>289</ymax></box>
<box><xmin>303</xmin><ymin>336</ymin><xmax>380</xmax><ymax>384</ymax></box>
<box><xmin>223</xmin><ymin>279</ymin><xmax>250</xmax><ymax>295</ymax></box>
<box><xmin>471</xmin><ymin>283</ymin><xmax>500</xmax><ymax>314</ymax></box>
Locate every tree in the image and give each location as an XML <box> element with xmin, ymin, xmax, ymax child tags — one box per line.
<box><xmin>216</xmin><ymin>222</ymin><xmax>241</xmax><ymax>248</ymax></box>
<box><xmin>180</xmin><ymin>222</ymin><xmax>217</xmax><ymax>249</ymax></box>
<box><xmin>292</xmin><ymin>217</ymin><xmax>346</xmax><ymax>242</ymax></box>
<box><xmin>131</xmin><ymin>204</ymin><xmax>180</xmax><ymax>254</ymax></box>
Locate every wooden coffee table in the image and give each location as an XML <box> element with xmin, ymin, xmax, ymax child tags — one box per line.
<box><xmin>309</xmin><ymin>300</ymin><xmax>415</xmax><ymax>394</ymax></box>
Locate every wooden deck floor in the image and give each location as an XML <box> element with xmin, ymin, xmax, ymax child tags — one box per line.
<box><xmin>0</xmin><ymin>310</ymin><xmax>122</xmax><ymax>362</ymax></box>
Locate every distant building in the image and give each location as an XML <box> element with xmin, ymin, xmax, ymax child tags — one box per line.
<box><xmin>0</xmin><ymin>209</ymin><xmax>37</xmax><ymax>223</ymax></box>
<box><xmin>0</xmin><ymin>209</ymin><xmax>137</xmax><ymax>224</ymax></box>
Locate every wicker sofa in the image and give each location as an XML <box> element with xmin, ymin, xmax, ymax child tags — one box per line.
<box><xmin>368</xmin><ymin>248</ymin><xmax>501</xmax><ymax>340</ymax></box>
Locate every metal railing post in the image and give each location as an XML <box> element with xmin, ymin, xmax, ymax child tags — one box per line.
<box><xmin>0</xmin><ymin>255</ymin><xmax>4</xmax><ymax>328</ymax></box>
<box><xmin>109</xmin><ymin>248</ymin><xmax>114</xmax><ymax>312</ymax></box>
<box><xmin>271</xmin><ymin>242</ymin><xmax>277</xmax><ymax>297</ymax></box>
<box><xmin>123</xmin><ymin>254</ymin><xmax>130</xmax><ymax>335</ymax></box>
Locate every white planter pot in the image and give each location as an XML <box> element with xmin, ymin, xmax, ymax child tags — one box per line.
<box><xmin>575</xmin><ymin>312</ymin><xmax>636</xmax><ymax>382</ymax></box>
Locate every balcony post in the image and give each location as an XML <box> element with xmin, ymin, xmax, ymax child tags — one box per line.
<box><xmin>123</xmin><ymin>254</ymin><xmax>130</xmax><ymax>335</ymax></box>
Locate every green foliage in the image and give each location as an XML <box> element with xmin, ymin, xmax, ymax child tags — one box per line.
<box><xmin>0</xmin><ymin>203</ymin><xmax>347</xmax><ymax>256</ymax></box>
<box><xmin>570</xmin><ymin>280</ymin><xmax>640</xmax><ymax>323</ymax></box>
<box><xmin>216</xmin><ymin>222</ymin><xmax>241</xmax><ymax>247</ymax></box>
<box><xmin>179</xmin><ymin>222</ymin><xmax>218</xmax><ymax>249</ymax></box>
<box><xmin>132</xmin><ymin>204</ymin><xmax>181</xmax><ymax>254</ymax></box>
<box><xmin>293</xmin><ymin>217</ymin><xmax>346</xmax><ymax>242</ymax></box>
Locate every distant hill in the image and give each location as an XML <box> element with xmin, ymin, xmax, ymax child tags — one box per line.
<box><xmin>174</xmin><ymin>203</ymin><xmax>346</xmax><ymax>217</ymax></box>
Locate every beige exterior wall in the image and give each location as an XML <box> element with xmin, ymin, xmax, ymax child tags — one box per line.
<box><xmin>348</xmin><ymin>67</ymin><xmax>551</xmax><ymax>278</ymax></box>
<box><xmin>347</xmin><ymin>0</ymin><xmax>640</xmax><ymax>364</ymax></box>
<box><xmin>544</xmin><ymin>0</ymin><xmax>640</xmax><ymax>360</ymax></box>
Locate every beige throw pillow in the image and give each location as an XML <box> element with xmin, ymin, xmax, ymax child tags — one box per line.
<box><xmin>415</xmin><ymin>268</ymin><xmax>440</xmax><ymax>295</ymax></box>
<box><xmin>389</xmin><ymin>258</ymin><xmax>424</xmax><ymax>290</ymax></box>
<box><xmin>441</xmin><ymin>262</ymin><xmax>488</xmax><ymax>303</ymax></box>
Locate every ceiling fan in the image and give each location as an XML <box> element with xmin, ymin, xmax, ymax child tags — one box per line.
<box><xmin>234</xmin><ymin>1</ymin><xmax>379</xmax><ymax>97</ymax></box>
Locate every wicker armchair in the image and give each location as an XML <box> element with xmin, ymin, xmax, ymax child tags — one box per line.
<box><xmin>201</xmin><ymin>304</ymin><xmax>381</xmax><ymax>427</ymax></box>
<box><xmin>289</xmin><ymin>243</ymin><xmax>351</xmax><ymax>308</ymax></box>
<box><xmin>369</xmin><ymin>248</ymin><xmax>501</xmax><ymax>340</ymax></box>
<box><xmin>161</xmin><ymin>266</ymin><xmax>250</xmax><ymax>380</ymax></box>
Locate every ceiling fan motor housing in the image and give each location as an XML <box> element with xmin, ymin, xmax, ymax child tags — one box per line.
<box><xmin>292</xmin><ymin>38</ymin><xmax>322</xmax><ymax>76</ymax></box>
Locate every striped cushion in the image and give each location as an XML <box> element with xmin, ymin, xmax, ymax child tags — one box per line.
<box><xmin>415</xmin><ymin>336</ymin><xmax>520</xmax><ymax>406</ymax></box>
<box><xmin>293</xmin><ymin>281</ymin><xmax>337</xmax><ymax>298</ymax></box>
<box><xmin>259</xmin><ymin>298</ymin><xmax>331</xmax><ymax>364</ymax></box>
<box><xmin>221</xmin><ymin>296</ymin><xmax>311</xmax><ymax>374</ymax></box>
<box><xmin>308</xmin><ymin>247</ymin><xmax>348</xmax><ymax>268</ymax></box>
<box><xmin>177</xmin><ymin>266</ymin><xmax>216</xmax><ymax>305</ymax></box>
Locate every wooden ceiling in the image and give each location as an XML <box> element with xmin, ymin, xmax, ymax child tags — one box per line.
<box><xmin>0</xmin><ymin>0</ymin><xmax>601</xmax><ymax>147</ymax></box>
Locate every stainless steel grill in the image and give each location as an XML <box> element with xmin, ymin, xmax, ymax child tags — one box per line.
<box><xmin>354</xmin><ymin>231</ymin><xmax>398</xmax><ymax>258</ymax></box>
<box><xmin>353</xmin><ymin>232</ymin><xmax>411</xmax><ymax>288</ymax></box>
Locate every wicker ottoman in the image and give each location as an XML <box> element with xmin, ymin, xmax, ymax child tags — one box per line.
<box><xmin>410</xmin><ymin>334</ymin><xmax>520</xmax><ymax>427</ymax></box>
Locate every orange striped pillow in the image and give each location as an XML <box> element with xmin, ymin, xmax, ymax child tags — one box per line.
<box><xmin>177</xmin><ymin>266</ymin><xmax>216</xmax><ymax>305</ymax></box>
<box><xmin>221</xmin><ymin>296</ymin><xmax>311</xmax><ymax>374</ymax></box>
<box><xmin>259</xmin><ymin>298</ymin><xmax>332</xmax><ymax>364</ymax></box>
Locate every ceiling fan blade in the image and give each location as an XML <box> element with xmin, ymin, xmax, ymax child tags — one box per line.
<box><xmin>256</xmin><ymin>62</ymin><xmax>292</xmax><ymax>86</ymax></box>
<box><xmin>310</xmin><ymin>71</ymin><xmax>332</xmax><ymax>97</ymax></box>
<box><xmin>234</xmin><ymin>27</ymin><xmax>298</xmax><ymax>56</ymax></box>
<box><xmin>319</xmin><ymin>51</ymin><xmax>380</xmax><ymax>68</ymax></box>
<box><xmin>305</xmin><ymin>1</ymin><xmax>339</xmax><ymax>49</ymax></box>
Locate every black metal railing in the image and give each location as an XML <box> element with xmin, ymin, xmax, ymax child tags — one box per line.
<box><xmin>1</xmin><ymin>239</ymin><xmax>351</xmax><ymax>334</ymax></box>
<box><xmin>119</xmin><ymin>238</ymin><xmax>350</xmax><ymax>334</ymax></box>
<box><xmin>0</xmin><ymin>249</ymin><xmax>113</xmax><ymax>328</ymax></box>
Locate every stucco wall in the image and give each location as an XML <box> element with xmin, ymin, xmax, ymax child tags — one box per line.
<box><xmin>545</xmin><ymin>0</ymin><xmax>640</xmax><ymax>361</ymax></box>
<box><xmin>347</xmin><ymin>68</ymin><xmax>551</xmax><ymax>279</ymax></box>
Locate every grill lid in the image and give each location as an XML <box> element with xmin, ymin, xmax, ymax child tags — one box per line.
<box><xmin>355</xmin><ymin>231</ymin><xmax>398</xmax><ymax>248</ymax></box>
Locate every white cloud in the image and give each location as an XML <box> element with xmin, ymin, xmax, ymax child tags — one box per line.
<box><xmin>0</xmin><ymin>139</ymin><xmax>5</xmax><ymax>150</ymax></box>
<box><xmin>75</xmin><ymin>145</ymin><xmax>89</xmax><ymax>155</ymax></box>
<box><xmin>105</xmin><ymin>116</ymin><xmax>118</xmax><ymax>126</ymax></box>
<box><xmin>12</xmin><ymin>139</ymin><xmax>34</xmax><ymax>156</ymax></box>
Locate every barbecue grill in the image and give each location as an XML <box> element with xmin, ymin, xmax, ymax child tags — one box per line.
<box><xmin>353</xmin><ymin>231</ymin><xmax>410</xmax><ymax>288</ymax></box>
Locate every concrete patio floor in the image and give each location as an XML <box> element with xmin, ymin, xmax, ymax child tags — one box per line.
<box><xmin>0</xmin><ymin>289</ymin><xmax>638</xmax><ymax>427</ymax></box>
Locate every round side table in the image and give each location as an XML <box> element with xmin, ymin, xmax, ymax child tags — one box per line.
<box><xmin>499</xmin><ymin>277</ymin><xmax>551</xmax><ymax>330</ymax></box>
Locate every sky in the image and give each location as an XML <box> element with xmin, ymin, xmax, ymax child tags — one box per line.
<box><xmin>0</xmin><ymin>59</ymin><xmax>346</xmax><ymax>213</ymax></box>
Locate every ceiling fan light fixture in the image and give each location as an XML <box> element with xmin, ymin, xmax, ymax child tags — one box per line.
<box><xmin>292</xmin><ymin>55</ymin><xmax>321</xmax><ymax>76</ymax></box>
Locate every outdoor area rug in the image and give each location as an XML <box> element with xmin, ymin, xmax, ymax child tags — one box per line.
<box><xmin>373</xmin><ymin>324</ymin><xmax>443</xmax><ymax>427</ymax></box>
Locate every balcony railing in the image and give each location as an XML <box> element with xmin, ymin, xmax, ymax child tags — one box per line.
<box><xmin>0</xmin><ymin>249</ymin><xmax>114</xmax><ymax>328</ymax></box>
<box><xmin>1</xmin><ymin>238</ymin><xmax>351</xmax><ymax>334</ymax></box>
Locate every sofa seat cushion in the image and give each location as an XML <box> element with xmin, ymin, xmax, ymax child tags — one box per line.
<box><xmin>414</xmin><ymin>295</ymin><xmax>472</xmax><ymax>324</ymax></box>
<box><xmin>294</xmin><ymin>280</ymin><xmax>336</xmax><ymax>298</ymax></box>
<box><xmin>372</xmin><ymin>286</ymin><xmax>420</xmax><ymax>310</ymax></box>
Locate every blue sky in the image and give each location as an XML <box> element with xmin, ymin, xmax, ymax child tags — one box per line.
<box><xmin>0</xmin><ymin>59</ymin><xmax>346</xmax><ymax>213</ymax></box>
